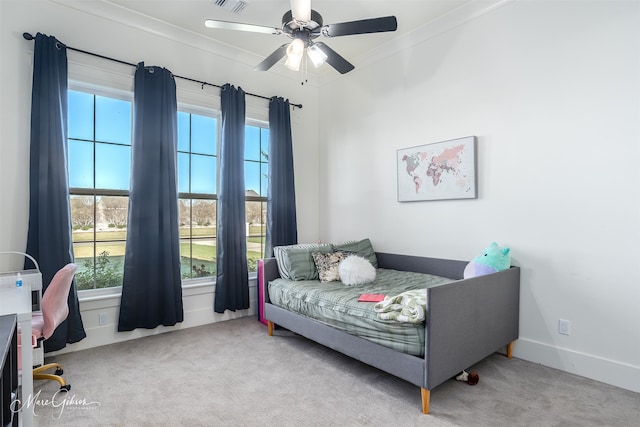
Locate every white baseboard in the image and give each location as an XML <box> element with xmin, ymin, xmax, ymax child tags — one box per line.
<box><xmin>513</xmin><ymin>338</ymin><xmax>640</xmax><ymax>394</ymax></box>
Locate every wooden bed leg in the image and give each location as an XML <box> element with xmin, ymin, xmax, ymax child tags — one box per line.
<box><xmin>267</xmin><ymin>320</ymin><xmax>274</xmax><ymax>336</ymax></box>
<box><xmin>506</xmin><ymin>341</ymin><xmax>514</xmax><ymax>358</ymax></box>
<box><xmin>421</xmin><ymin>388</ymin><xmax>430</xmax><ymax>414</ymax></box>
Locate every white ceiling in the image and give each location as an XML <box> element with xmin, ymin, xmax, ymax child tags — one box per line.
<box><xmin>105</xmin><ymin>0</ymin><xmax>471</xmax><ymax>74</ymax></box>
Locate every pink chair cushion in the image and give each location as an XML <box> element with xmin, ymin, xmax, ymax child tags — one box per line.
<box><xmin>15</xmin><ymin>263</ymin><xmax>77</xmax><ymax>370</ymax></box>
<box><xmin>31</xmin><ymin>312</ymin><xmax>45</xmax><ymax>337</ymax></box>
<box><xmin>39</xmin><ymin>263</ymin><xmax>77</xmax><ymax>339</ymax></box>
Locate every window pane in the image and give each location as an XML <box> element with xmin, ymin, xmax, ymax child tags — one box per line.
<box><xmin>244</xmin><ymin>160</ymin><xmax>261</xmax><ymax>196</ymax></box>
<box><xmin>69</xmin><ymin>139</ymin><xmax>94</xmax><ymax>188</ymax></box>
<box><xmin>75</xmin><ymin>244</ymin><xmax>125</xmax><ymax>290</ymax></box>
<box><xmin>99</xmin><ymin>196</ymin><xmax>128</xmax><ymax>237</ymax></box>
<box><xmin>96</xmin><ymin>96</ymin><xmax>131</xmax><ymax>145</ymax></box>
<box><xmin>96</xmin><ymin>144</ymin><xmax>131</xmax><ymax>190</ymax></box>
<box><xmin>245</xmin><ymin>126</ymin><xmax>261</xmax><ymax>161</ymax></box>
<box><xmin>191</xmin><ymin>200</ymin><xmax>216</xmax><ymax>228</ymax></box>
<box><xmin>74</xmin><ymin>249</ymin><xmax>95</xmax><ymax>290</ymax></box>
<box><xmin>71</xmin><ymin>194</ymin><xmax>96</xmax><ymax>290</ymax></box>
<box><xmin>191</xmin><ymin>115</ymin><xmax>216</xmax><ymax>155</ymax></box>
<box><xmin>261</xmin><ymin>161</ymin><xmax>268</xmax><ymax>197</ymax></box>
<box><xmin>179</xmin><ymin>239</ymin><xmax>192</xmax><ymax>279</ymax></box>
<box><xmin>179</xmin><ymin>198</ymin><xmax>192</xmax><ymax>277</ymax></box>
<box><xmin>177</xmin><ymin>111</ymin><xmax>190</xmax><ymax>152</ymax></box>
<box><xmin>94</xmin><ymin>247</ymin><xmax>125</xmax><ymax>288</ymax></box>
<box><xmin>246</xmin><ymin>200</ymin><xmax>266</xmax><ymax>272</ymax></box>
<box><xmin>260</xmin><ymin>128</ymin><xmax>269</xmax><ymax>196</ymax></box>
<box><xmin>179</xmin><ymin>199</ymin><xmax>216</xmax><ymax>279</ymax></box>
<box><xmin>68</xmin><ymin>90</ymin><xmax>94</xmax><ymax>140</ymax></box>
<box><xmin>190</xmin><ymin>243</ymin><xmax>216</xmax><ymax>278</ymax></box>
<box><xmin>179</xmin><ymin>199</ymin><xmax>191</xmax><ymax>231</ymax></box>
<box><xmin>246</xmin><ymin>200</ymin><xmax>265</xmax><ymax>229</ymax></box>
<box><xmin>177</xmin><ymin>152</ymin><xmax>190</xmax><ymax>193</ymax></box>
<box><xmin>191</xmin><ymin>154</ymin><xmax>216</xmax><ymax>194</ymax></box>
<box><xmin>70</xmin><ymin>195</ymin><xmax>95</xmax><ymax>230</ymax></box>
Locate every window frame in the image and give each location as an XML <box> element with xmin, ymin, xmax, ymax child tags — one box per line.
<box><xmin>176</xmin><ymin>105</ymin><xmax>221</xmax><ymax>283</ymax></box>
<box><xmin>69</xmin><ymin>83</ymin><xmax>270</xmax><ymax>296</ymax></box>
<box><xmin>68</xmin><ymin>83</ymin><xmax>133</xmax><ymax>295</ymax></box>
<box><xmin>244</xmin><ymin>118</ymin><xmax>270</xmax><ymax>271</ymax></box>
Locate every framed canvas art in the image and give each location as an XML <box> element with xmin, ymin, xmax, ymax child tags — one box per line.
<box><xmin>397</xmin><ymin>136</ymin><xmax>477</xmax><ymax>202</ymax></box>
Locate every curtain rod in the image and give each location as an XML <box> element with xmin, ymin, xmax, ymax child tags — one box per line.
<box><xmin>22</xmin><ymin>32</ymin><xmax>303</xmax><ymax>109</ymax></box>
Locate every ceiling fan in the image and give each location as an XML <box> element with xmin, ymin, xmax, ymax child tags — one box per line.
<box><xmin>205</xmin><ymin>0</ymin><xmax>397</xmax><ymax>74</ymax></box>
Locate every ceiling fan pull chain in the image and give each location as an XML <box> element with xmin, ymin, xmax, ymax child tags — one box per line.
<box><xmin>301</xmin><ymin>55</ymin><xmax>309</xmax><ymax>86</ymax></box>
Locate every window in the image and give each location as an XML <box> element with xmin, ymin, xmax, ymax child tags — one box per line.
<box><xmin>177</xmin><ymin>111</ymin><xmax>218</xmax><ymax>279</ymax></box>
<box><xmin>68</xmin><ymin>89</ymin><xmax>132</xmax><ymax>290</ymax></box>
<box><xmin>244</xmin><ymin>124</ymin><xmax>269</xmax><ymax>272</ymax></box>
<box><xmin>177</xmin><ymin>113</ymin><xmax>269</xmax><ymax>278</ymax></box>
<box><xmin>68</xmin><ymin>86</ymin><xmax>269</xmax><ymax>289</ymax></box>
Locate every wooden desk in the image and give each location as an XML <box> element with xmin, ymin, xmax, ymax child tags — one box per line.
<box><xmin>0</xmin><ymin>284</ymin><xmax>34</xmax><ymax>427</ymax></box>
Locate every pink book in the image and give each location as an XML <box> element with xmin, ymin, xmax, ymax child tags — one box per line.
<box><xmin>358</xmin><ymin>294</ymin><xmax>385</xmax><ymax>302</ymax></box>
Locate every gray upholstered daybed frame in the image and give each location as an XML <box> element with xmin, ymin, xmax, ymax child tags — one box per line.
<box><xmin>260</xmin><ymin>252</ymin><xmax>521</xmax><ymax>414</ymax></box>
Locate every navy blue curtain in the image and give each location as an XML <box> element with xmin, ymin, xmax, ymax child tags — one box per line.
<box><xmin>26</xmin><ymin>33</ymin><xmax>86</xmax><ymax>352</ymax></box>
<box><xmin>265</xmin><ymin>97</ymin><xmax>298</xmax><ymax>258</ymax></box>
<box><xmin>214</xmin><ymin>84</ymin><xmax>249</xmax><ymax>313</ymax></box>
<box><xmin>118</xmin><ymin>63</ymin><xmax>183</xmax><ymax>331</ymax></box>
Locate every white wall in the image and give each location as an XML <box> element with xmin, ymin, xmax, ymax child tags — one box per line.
<box><xmin>2</xmin><ymin>0</ymin><xmax>639</xmax><ymax>395</ymax></box>
<box><xmin>0</xmin><ymin>0</ymin><xmax>321</xmax><ymax>351</ymax></box>
<box><xmin>318</xmin><ymin>0</ymin><xmax>640</xmax><ymax>393</ymax></box>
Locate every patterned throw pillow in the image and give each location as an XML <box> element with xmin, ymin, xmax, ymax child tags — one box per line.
<box><xmin>312</xmin><ymin>251</ymin><xmax>345</xmax><ymax>282</ymax></box>
<box><xmin>273</xmin><ymin>243</ymin><xmax>333</xmax><ymax>280</ymax></box>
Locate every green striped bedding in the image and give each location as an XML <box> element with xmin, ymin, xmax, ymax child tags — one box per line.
<box><xmin>267</xmin><ymin>268</ymin><xmax>454</xmax><ymax>356</ymax></box>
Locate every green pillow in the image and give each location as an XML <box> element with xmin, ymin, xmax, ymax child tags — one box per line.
<box><xmin>273</xmin><ymin>243</ymin><xmax>334</xmax><ymax>280</ymax></box>
<box><xmin>333</xmin><ymin>238</ymin><xmax>378</xmax><ymax>268</ymax></box>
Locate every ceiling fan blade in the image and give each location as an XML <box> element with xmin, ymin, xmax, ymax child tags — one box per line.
<box><xmin>314</xmin><ymin>42</ymin><xmax>355</xmax><ymax>74</ymax></box>
<box><xmin>254</xmin><ymin>44</ymin><xmax>290</xmax><ymax>71</ymax></box>
<box><xmin>205</xmin><ymin>19</ymin><xmax>281</xmax><ymax>35</ymax></box>
<box><xmin>290</xmin><ymin>0</ymin><xmax>311</xmax><ymax>22</ymax></box>
<box><xmin>322</xmin><ymin>16</ymin><xmax>398</xmax><ymax>37</ymax></box>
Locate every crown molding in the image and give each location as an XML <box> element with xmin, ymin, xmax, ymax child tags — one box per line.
<box><xmin>50</xmin><ymin>0</ymin><xmax>513</xmax><ymax>88</ymax></box>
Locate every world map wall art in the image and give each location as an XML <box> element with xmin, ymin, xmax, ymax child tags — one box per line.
<box><xmin>397</xmin><ymin>136</ymin><xmax>477</xmax><ymax>202</ymax></box>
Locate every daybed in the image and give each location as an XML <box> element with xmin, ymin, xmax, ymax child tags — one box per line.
<box><xmin>258</xmin><ymin>249</ymin><xmax>520</xmax><ymax>414</ymax></box>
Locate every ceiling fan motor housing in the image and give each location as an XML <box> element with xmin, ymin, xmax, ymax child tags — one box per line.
<box><xmin>282</xmin><ymin>9</ymin><xmax>323</xmax><ymax>32</ymax></box>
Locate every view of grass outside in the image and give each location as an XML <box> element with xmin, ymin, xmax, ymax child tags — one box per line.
<box><xmin>73</xmin><ymin>225</ymin><xmax>265</xmax><ymax>290</ymax></box>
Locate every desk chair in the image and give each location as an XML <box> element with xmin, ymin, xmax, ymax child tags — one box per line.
<box><xmin>25</xmin><ymin>263</ymin><xmax>77</xmax><ymax>391</ymax></box>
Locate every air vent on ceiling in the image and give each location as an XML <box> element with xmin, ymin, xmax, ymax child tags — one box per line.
<box><xmin>214</xmin><ymin>0</ymin><xmax>247</xmax><ymax>14</ymax></box>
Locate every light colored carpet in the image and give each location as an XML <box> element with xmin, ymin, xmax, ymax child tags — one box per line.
<box><xmin>26</xmin><ymin>317</ymin><xmax>639</xmax><ymax>426</ymax></box>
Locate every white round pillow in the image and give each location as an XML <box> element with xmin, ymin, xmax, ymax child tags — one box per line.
<box><xmin>339</xmin><ymin>255</ymin><xmax>376</xmax><ymax>286</ymax></box>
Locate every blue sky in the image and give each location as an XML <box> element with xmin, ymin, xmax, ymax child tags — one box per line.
<box><xmin>68</xmin><ymin>90</ymin><xmax>268</xmax><ymax>196</ymax></box>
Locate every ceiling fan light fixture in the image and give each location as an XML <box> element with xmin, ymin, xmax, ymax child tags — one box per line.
<box><xmin>307</xmin><ymin>44</ymin><xmax>327</xmax><ymax>68</ymax></box>
<box><xmin>284</xmin><ymin>38</ymin><xmax>305</xmax><ymax>71</ymax></box>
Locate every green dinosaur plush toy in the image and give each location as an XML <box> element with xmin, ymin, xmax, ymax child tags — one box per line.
<box><xmin>463</xmin><ymin>242</ymin><xmax>511</xmax><ymax>279</ymax></box>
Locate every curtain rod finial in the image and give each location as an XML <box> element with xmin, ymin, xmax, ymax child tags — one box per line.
<box><xmin>23</xmin><ymin>32</ymin><xmax>35</xmax><ymax>40</ymax></box>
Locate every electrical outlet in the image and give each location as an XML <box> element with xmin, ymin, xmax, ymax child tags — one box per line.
<box><xmin>98</xmin><ymin>312</ymin><xmax>108</xmax><ymax>326</ymax></box>
<box><xmin>558</xmin><ymin>319</ymin><xmax>571</xmax><ymax>335</ymax></box>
